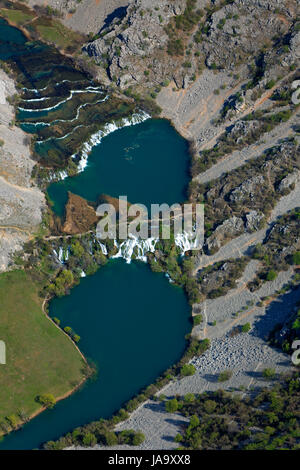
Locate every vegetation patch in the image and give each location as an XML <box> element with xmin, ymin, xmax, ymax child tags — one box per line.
<box><xmin>165</xmin><ymin>373</ymin><xmax>300</xmax><ymax>450</ymax></box>
<box><xmin>0</xmin><ymin>270</ymin><xmax>85</xmax><ymax>435</ymax></box>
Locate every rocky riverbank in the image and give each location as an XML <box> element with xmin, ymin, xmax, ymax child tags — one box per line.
<box><xmin>0</xmin><ymin>69</ymin><xmax>45</xmax><ymax>271</ymax></box>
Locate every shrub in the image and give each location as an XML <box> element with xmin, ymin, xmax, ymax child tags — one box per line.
<box><xmin>293</xmin><ymin>252</ymin><xmax>300</xmax><ymax>265</ymax></box>
<box><xmin>218</xmin><ymin>370</ymin><xmax>233</xmax><ymax>382</ymax></box>
<box><xmin>203</xmin><ymin>400</ymin><xmax>217</xmax><ymax>413</ymax></box>
<box><xmin>132</xmin><ymin>431</ymin><xmax>145</xmax><ymax>446</ymax></box>
<box><xmin>82</xmin><ymin>432</ymin><xmax>97</xmax><ymax>447</ymax></box>
<box><xmin>36</xmin><ymin>393</ymin><xmax>56</xmax><ymax>408</ymax></box>
<box><xmin>241</xmin><ymin>323</ymin><xmax>251</xmax><ymax>333</ymax></box>
<box><xmin>104</xmin><ymin>431</ymin><xmax>118</xmax><ymax>446</ymax></box>
<box><xmin>181</xmin><ymin>364</ymin><xmax>196</xmax><ymax>376</ymax></box>
<box><xmin>6</xmin><ymin>414</ymin><xmax>18</xmax><ymax>429</ymax></box>
<box><xmin>265</xmin><ymin>79</ymin><xmax>276</xmax><ymax>89</ymax></box>
<box><xmin>266</xmin><ymin>270</ymin><xmax>277</xmax><ymax>281</ymax></box>
<box><xmin>193</xmin><ymin>314</ymin><xmax>203</xmax><ymax>325</ymax></box>
<box><xmin>165</xmin><ymin>398</ymin><xmax>178</xmax><ymax>413</ymax></box>
<box><xmin>262</xmin><ymin>368</ymin><xmax>276</xmax><ymax>380</ymax></box>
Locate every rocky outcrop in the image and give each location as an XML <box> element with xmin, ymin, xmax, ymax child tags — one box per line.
<box><xmin>206</xmin><ymin>216</ymin><xmax>244</xmax><ymax>253</ymax></box>
<box><xmin>229</xmin><ymin>175</ymin><xmax>265</xmax><ymax>203</ymax></box>
<box><xmin>84</xmin><ymin>0</ymin><xmax>297</xmax><ymax>90</ymax></box>
<box><xmin>245</xmin><ymin>210</ymin><xmax>265</xmax><ymax>232</ymax></box>
<box><xmin>278</xmin><ymin>170</ymin><xmax>300</xmax><ymax>192</ymax></box>
<box><xmin>0</xmin><ymin>69</ymin><xmax>45</xmax><ymax>271</ymax></box>
<box><xmin>27</xmin><ymin>0</ymin><xmax>129</xmax><ymax>35</ymax></box>
<box><xmin>85</xmin><ymin>0</ymin><xmax>183</xmax><ymax>89</ymax></box>
<box><xmin>203</xmin><ymin>0</ymin><xmax>293</xmax><ymax>70</ymax></box>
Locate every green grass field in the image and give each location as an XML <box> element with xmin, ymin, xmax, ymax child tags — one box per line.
<box><xmin>0</xmin><ymin>270</ymin><xmax>85</xmax><ymax>429</ymax></box>
<box><xmin>0</xmin><ymin>8</ymin><xmax>34</xmax><ymax>26</ymax></box>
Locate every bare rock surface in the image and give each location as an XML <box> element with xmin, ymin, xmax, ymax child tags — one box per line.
<box><xmin>27</xmin><ymin>0</ymin><xmax>130</xmax><ymax>34</ymax></box>
<box><xmin>0</xmin><ymin>70</ymin><xmax>45</xmax><ymax>271</ymax></box>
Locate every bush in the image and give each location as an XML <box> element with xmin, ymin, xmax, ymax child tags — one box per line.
<box><xmin>266</xmin><ymin>270</ymin><xmax>277</xmax><ymax>281</ymax></box>
<box><xmin>181</xmin><ymin>364</ymin><xmax>196</xmax><ymax>376</ymax></box>
<box><xmin>265</xmin><ymin>79</ymin><xmax>276</xmax><ymax>89</ymax></box>
<box><xmin>104</xmin><ymin>431</ymin><xmax>118</xmax><ymax>446</ymax></box>
<box><xmin>82</xmin><ymin>432</ymin><xmax>97</xmax><ymax>447</ymax></box>
<box><xmin>262</xmin><ymin>368</ymin><xmax>276</xmax><ymax>380</ymax></box>
<box><xmin>241</xmin><ymin>323</ymin><xmax>251</xmax><ymax>333</ymax></box>
<box><xmin>293</xmin><ymin>252</ymin><xmax>300</xmax><ymax>265</ymax></box>
<box><xmin>36</xmin><ymin>393</ymin><xmax>56</xmax><ymax>408</ymax></box>
<box><xmin>132</xmin><ymin>431</ymin><xmax>145</xmax><ymax>446</ymax></box>
<box><xmin>193</xmin><ymin>314</ymin><xmax>203</xmax><ymax>325</ymax></box>
<box><xmin>203</xmin><ymin>400</ymin><xmax>217</xmax><ymax>413</ymax></box>
<box><xmin>165</xmin><ymin>398</ymin><xmax>178</xmax><ymax>413</ymax></box>
<box><xmin>218</xmin><ymin>370</ymin><xmax>233</xmax><ymax>382</ymax></box>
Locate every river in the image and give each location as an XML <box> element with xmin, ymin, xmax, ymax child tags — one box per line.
<box><xmin>0</xmin><ymin>17</ymin><xmax>192</xmax><ymax>450</ymax></box>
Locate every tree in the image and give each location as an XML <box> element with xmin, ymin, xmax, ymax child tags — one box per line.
<box><xmin>181</xmin><ymin>364</ymin><xmax>196</xmax><ymax>376</ymax></box>
<box><xmin>184</xmin><ymin>393</ymin><xmax>195</xmax><ymax>403</ymax></box>
<box><xmin>82</xmin><ymin>432</ymin><xmax>97</xmax><ymax>447</ymax></box>
<box><xmin>165</xmin><ymin>398</ymin><xmax>178</xmax><ymax>413</ymax></box>
<box><xmin>6</xmin><ymin>414</ymin><xmax>18</xmax><ymax>429</ymax></box>
<box><xmin>72</xmin><ymin>334</ymin><xmax>81</xmax><ymax>343</ymax></box>
<box><xmin>292</xmin><ymin>252</ymin><xmax>300</xmax><ymax>265</ymax></box>
<box><xmin>263</xmin><ymin>368</ymin><xmax>276</xmax><ymax>380</ymax></box>
<box><xmin>104</xmin><ymin>431</ymin><xmax>118</xmax><ymax>446</ymax></box>
<box><xmin>266</xmin><ymin>270</ymin><xmax>277</xmax><ymax>281</ymax></box>
<box><xmin>218</xmin><ymin>370</ymin><xmax>233</xmax><ymax>382</ymax></box>
<box><xmin>132</xmin><ymin>431</ymin><xmax>145</xmax><ymax>446</ymax></box>
<box><xmin>241</xmin><ymin>323</ymin><xmax>251</xmax><ymax>333</ymax></box>
<box><xmin>70</xmin><ymin>241</ymin><xmax>84</xmax><ymax>258</ymax></box>
<box><xmin>203</xmin><ymin>400</ymin><xmax>217</xmax><ymax>414</ymax></box>
<box><xmin>36</xmin><ymin>393</ymin><xmax>56</xmax><ymax>408</ymax></box>
<box><xmin>190</xmin><ymin>415</ymin><xmax>200</xmax><ymax>427</ymax></box>
<box><xmin>193</xmin><ymin>314</ymin><xmax>203</xmax><ymax>326</ymax></box>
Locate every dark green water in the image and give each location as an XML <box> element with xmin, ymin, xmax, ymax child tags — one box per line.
<box><xmin>0</xmin><ymin>261</ymin><xmax>190</xmax><ymax>450</ymax></box>
<box><xmin>0</xmin><ymin>18</ymin><xmax>191</xmax><ymax>450</ymax></box>
<box><xmin>47</xmin><ymin>118</ymin><xmax>190</xmax><ymax>216</ymax></box>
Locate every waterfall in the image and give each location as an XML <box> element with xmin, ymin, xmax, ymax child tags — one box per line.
<box><xmin>175</xmin><ymin>231</ymin><xmax>201</xmax><ymax>256</ymax></box>
<box><xmin>98</xmin><ymin>241</ymin><xmax>108</xmax><ymax>256</ymax></box>
<box><xmin>52</xmin><ymin>246</ymin><xmax>69</xmax><ymax>263</ymax></box>
<box><xmin>18</xmin><ymin>88</ymin><xmax>104</xmax><ymax>112</ymax></box>
<box><xmin>47</xmin><ymin>170</ymin><xmax>68</xmax><ymax>182</ymax></box>
<box><xmin>111</xmin><ymin>235</ymin><xmax>158</xmax><ymax>264</ymax></box>
<box><xmin>75</xmin><ymin>111</ymin><xmax>150</xmax><ymax>173</ymax></box>
<box><xmin>20</xmin><ymin>96</ymin><xmax>108</xmax><ymax>128</ymax></box>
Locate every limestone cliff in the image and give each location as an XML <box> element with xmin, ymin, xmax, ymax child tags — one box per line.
<box><xmin>0</xmin><ymin>69</ymin><xmax>45</xmax><ymax>271</ymax></box>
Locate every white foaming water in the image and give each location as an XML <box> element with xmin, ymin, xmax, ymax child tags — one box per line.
<box><xmin>35</xmin><ymin>124</ymin><xmax>85</xmax><ymax>145</ymax></box>
<box><xmin>175</xmin><ymin>231</ymin><xmax>200</xmax><ymax>255</ymax></box>
<box><xmin>75</xmin><ymin>111</ymin><xmax>150</xmax><ymax>172</ymax></box>
<box><xmin>22</xmin><ymin>80</ymin><xmax>86</xmax><ymax>93</ymax></box>
<box><xmin>21</xmin><ymin>96</ymin><xmax>108</xmax><ymax>128</ymax></box>
<box><xmin>112</xmin><ymin>235</ymin><xmax>158</xmax><ymax>264</ymax></box>
<box><xmin>23</xmin><ymin>96</ymin><xmax>50</xmax><ymax>102</ymax></box>
<box><xmin>97</xmin><ymin>241</ymin><xmax>108</xmax><ymax>256</ymax></box>
<box><xmin>53</xmin><ymin>246</ymin><xmax>70</xmax><ymax>263</ymax></box>
<box><xmin>18</xmin><ymin>88</ymin><xmax>104</xmax><ymax>112</ymax></box>
<box><xmin>47</xmin><ymin>170</ymin><xmax>68</xmax><ymax>182</ymax></box>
